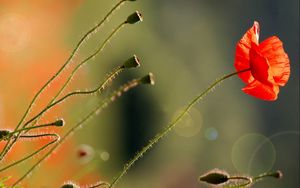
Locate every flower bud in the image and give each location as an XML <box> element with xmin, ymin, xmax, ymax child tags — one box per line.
<box><xmin>53</xmin><ymin>119</ymin><xmax>64</xmax><ymax>127</ymax></box>
<box><xmin>126</xmin><ymin>11</ymin><xmax>143</xmax><ymax>24</ymax></box>
<box><xmin>199</xmin><ymin>169</ymin><xmax>229</xmax><ymax>185</ymax></box>
<box><xmin>140</xmin><ymin>73</ymin><xmax>155</xmax><ymax>85</ymax></box>
<box><xmin>60</xmin><ymin>182</ymin><xmax>80</xmax><ymax>188</ymax></box>
<box><xmin>271</xmin><ymin>170</ymin><xmax>283</xmax><ymax>179</ymax></box>
<box><xmin>123</xmin><ymin>55</ymin><xmax>140</xmax><ymax>68</ymax></box>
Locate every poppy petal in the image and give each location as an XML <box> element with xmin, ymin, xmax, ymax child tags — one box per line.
<box><xmin>249</xmin><ymin>44</ymin><xmax>275</xmax><ymax>85</ymax></box>
<box><xmin>235</xmin><ymin>21</ymin><xmax>260</xmax><ymax>84</ymax></box>
<box><xmin>242</xmin><ymin>80</ymin><xmax>279</xmax><ymax>101</ymax></box>
<box><xmin>259</xmin><ymin>36</ymin><xmax>290</xmax><ymax>86</ymax></box>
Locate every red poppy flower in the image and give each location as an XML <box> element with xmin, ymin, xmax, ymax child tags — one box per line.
<box><xmin>234</xmin><ymin>21</ymin><xmax>290</xmax><ymax>101</ymax></box>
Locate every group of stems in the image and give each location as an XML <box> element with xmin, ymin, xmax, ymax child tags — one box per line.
<box><xmin>0</xmin><ymin>0</ymin><xmax>143</xmax><ymax>186</ymax></box>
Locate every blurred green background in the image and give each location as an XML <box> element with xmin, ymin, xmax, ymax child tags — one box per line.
<box><xmin>68</xmin><ymin>0</ymin><xmax>299</xmax><ymax>187</ymax></box>
<box><xmin>0</xmin><ymin>0</ymin><xmax>298</xmax><ymax>187</ymax></box>
<box><xmin>66</xmin><ymin>0</ymin><xmax>299</xmax><ymax>188</ymax></box>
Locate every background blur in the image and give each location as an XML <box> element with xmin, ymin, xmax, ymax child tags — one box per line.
<box><xmin>0</xmin><ymin>0</ymin><xmax>299</xmax><ymax>187</ymax></box>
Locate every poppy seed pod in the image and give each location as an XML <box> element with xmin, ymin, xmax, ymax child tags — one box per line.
<box><xmin>123</xmin><ymin>55</ymin><xmax>140</xmax><ymax>68</ymax></box>
<box><xmin>54</xmin><ymin>119</ymin><xmax>65</xmax><ymax>127</ymax></box>
<box><xmin>126</xmin><ymin>11</ymin><xmax>143</xmax><ymax>24</ymax></box>
<box><xmin>60</xmin><ymin>182</ymin><xmax>80</xmax><ymax>188</ymax></box>
<box><xmin>199</xmin><ymin>169</ymin><xmax>229</xmax><ymax>185</ymax></box>
<box><xmin>140</xmin><ymin>73</ymin><xmax>155</xmax><ymax>85</ymax></box>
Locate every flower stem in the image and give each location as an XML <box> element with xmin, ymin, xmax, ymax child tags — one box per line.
<box><xmin>109</xmin><ymin>69</ymin><xmax>250</xmax><ymax>188</ymax></box>
<box><xmin>12</xmin><ymin>76</ymin><xmax>151</xmax><ymax>186</ymax></box>
<box><xmin>0</xmin><ymin>134</ymin><xmax>58</xmax><ymax>173</ymax></box>
<box><xmin>0</xmin><ymin>0</ymin><xmax>127</xmax><ymax>161</ymax></box>
<box><xmin>23</xmin><ymin>65</ymin><xmax>125</xmax><ymax>129</ymax></box>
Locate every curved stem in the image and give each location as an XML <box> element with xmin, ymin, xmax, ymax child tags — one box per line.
<box><xmin>227</xmin><ymin>176</ymin><xmax>252</xmax><ymax>187</ymax></box>
<box><xmin>23</xmin><ymin>66</ymin><xmax>124</xmax><ymax>128</ymax></box>
<box><xmin>12</xmin><ymin>77</ymin><xmax>145</xmax><ymax>186</ymax></box>
<box><xmin>0</xmin><ymin>0</ymin><xmax>126</xmax><ymax>161</ymax></box>
<box><xmin>0</xmin><ymin>134</ymin><xmax>59</xmax><ymax>173</ymax></box>
<box><xmin>109</xmin><ymin>69</ymin><xmax>250</xmax><ymax>187</ymax></box>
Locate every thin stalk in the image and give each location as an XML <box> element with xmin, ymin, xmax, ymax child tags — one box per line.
<box><xmin>0</xmin><ymin>0</ymin><xmax>126</xmax><ymax>161</ymax></box>
<box><xmin>0</xmin><ymin>121</ymin><xmax>62</xmax><ymax>141</ymax></box>
<box><xmin>109</xmin><ymin>69</ymin><xmax>250</xmax><ymax>187</ymax></box>
<box><xmin>23</xmin><ymin>66</ymin><xmax>125</xmax><ymax>128</ymax></box>
<box><xmin>12</xmin><ymin>77</ymin><xmax>146</xmax><ymax>186</ymax></box>
<box><xmin>0</xmin><ymin>134</ymin><xmax>58</xmax><ymax>173</ymax></box>
<box><xmin>226</xmin><ymin>176</ymin><xmax>252</xmax><ymax>187</ymax></box>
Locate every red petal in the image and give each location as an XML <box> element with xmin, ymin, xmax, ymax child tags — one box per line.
<box><xmin>259</xmin><ymin>36</ymin><xmax>290</xmax><ymax>86</ymax></box>
<box><xmin>249</xmin><ymin>44</ymin><xmax>275</xmax><ymax>85</ymax></box>
<box><xmin>234</xmin><ymin>21</ymin><xmax>260</xmax><ymax>84</ymax></box>
<box><xmin>242</xmin><ymin>80</ymin><xmax>279</xmax><ymax>101</ymax></box>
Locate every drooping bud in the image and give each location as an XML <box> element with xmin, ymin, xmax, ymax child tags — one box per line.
<box><xmin>140</xmin><ymin>73</ymin><xmax>155</xmax><ymax>85</ymax></box>
<box><xmin>126</xmin><ymin>11</ymin><xmax>143</xmax><ymax>24</ymax></box>
<box><xmin>60</xmin><ymin>181</ymin><xmax>80</xmax><ymax>188</ymax></box>
<box><xmin>269</xmin><ymin>170</ymin><xmax>283</xmax><ymax>179</ymax></box>
<box><xmin>53</xmin><ymin>119</ymin><xmax>65</xmax><ymax>127</ymax></box>
<box><xmin>123</xmin><ymin>55</ymin><xmax>140</xmax><ymax>68</ymax></box>
<box><xmin>199</xmin><ymin>169</ymin><xmax>229</xmax><ymax>185</ymax></box>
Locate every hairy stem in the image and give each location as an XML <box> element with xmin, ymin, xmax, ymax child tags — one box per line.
<box><xmin>12</xmin><ymin>77</ymin><xmax>147</xmax><ymax>186</ymax></box>
<box><xmin>0</xmin><ymin>0</ymin><xmax>127</xmax><ymax>161</ymax></box>
<box><xmin>23</xmin><ymin>66</ymin><xmax>125</xmax><ymax>128</ymax></box>
<box><xmin>109</xmin><ymin>69</ymin><xmax>250</xmax><ymax>187</ymax></box>
<box><xmin>0</xmin><ymin>134</ymin><xmax>59</xmax><ymax>173</ymax></box>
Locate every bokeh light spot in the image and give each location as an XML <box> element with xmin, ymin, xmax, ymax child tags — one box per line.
<box><xmin>174</xmin><ymin>108</ymin><xmax>203</xmax><ymax>138</ymax></box>
<box><xmin>231</xmin><ymin>133</ymin><xmax>276</xmax><ymax>175</ymax></box>
<box><xmin>0</xmin><ymin>13</ymin><xmax>31</xmax><ymax>53</ymax></box>
<box><xmin>100</xmin><ymin>151</ymin><xmax>110</xmax><ymax>161</ymax></box>
<box><xmin>204</xmin><ymin>127</ymin><xmax>218</xmax><ymax>141</ymax></box>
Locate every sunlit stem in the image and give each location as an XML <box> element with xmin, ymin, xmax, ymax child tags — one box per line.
<box><xmin>0</xmin><ymin>134</ymin><xmax>59</xmax><ymax>173</ymax></box>
<box><xmin>227</xmin><ymin>176</ymin><xmax>252</xmax><ymax>187</ymax></box>
<box><xmin>0</xmin><ymin>0</ymin><xmax>127</xmax><ymax>161</ymax></box>
<box><xmin>22</xmin><ymin>21</ymin><xmax>126</xmax><ymax>134</ymax></box>
<box><xmin>108</xmin><ymin>69</ymin><xmax>250</xmax><ymax>187</ymax></box>
<box><xmin>22</xmin><ymin>66</ymin><xmax>125</xmax><ymax>128</ymax></box>
<box><xmin>12</xmin><ymin>75</ymin><xmax>152</xmax><ymax>186</ymax></box>
<box><xmin>1</xmin><ymin>121</ymin><xmax>63</xmax><ymax>141</ymax></box>
<box><xmin>88</xmin><ymin>182</ymin><xmax>110</xmax><ymax>188</ymax></box>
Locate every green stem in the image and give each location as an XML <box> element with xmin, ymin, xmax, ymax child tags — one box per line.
<box><xmin>0</xmin><ymin>134</ymin><xmax>58</xmax><ymax>173</ymax></box>
<box><xmin>0</xmin><ymin>0</ymin><xmax>126</xmax><ymax>161</ymax></box>
<box><xmin>226</xmin><ymin>176</ymin><xmax>252</xmax><ymax>188</ymax></box>
<box><xmin>21</xmin><ymin>22</ymin><xmax>126</xmax><ymax>136</ymax></box>
<box><xmin>23</xmin><ymin>66</ymin><xmax>124</xmax><ymax>128</ymax></box>
<box><xmin>12</xmin><ymin>77</ymin><xmax>146</xmax><ymax>186</ymax></box>
<box><xmin>109</xmin><ymin>69</ymin><xmax>250</xmax><ymax>188</ymax></box>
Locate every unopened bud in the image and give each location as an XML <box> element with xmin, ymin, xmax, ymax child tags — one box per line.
<box><xmin>60</xmin><ymin>182</ymin><xmax>80</xmax><ymax>188</ymax></box>
<box><xmin>123</xmin><ymin>55</ymin><xmax>140</xmax><ymax>68</ymax></box>
<box><xmin>271</xmin><ymin>170</ymin><xmax>283</xmax><ymax>179</ymax></box>
<box><xmin>140</xmin><ymin>73</ymin><xmax>155</xmax><ymax>85</ymax></box>
<box><xmin>54</xmin><ymin>119</ymin><xmax>65</xmax><ymax>127</ymax></box>
<box><xmin>126</xmin><ymin>11</ymin><xmax>143</xmax><ymax>24</ymax></box>
<box><xmin>199</xmin><ymin>169</ymin><xmax>229</xmax><ymax>185</ymax></box>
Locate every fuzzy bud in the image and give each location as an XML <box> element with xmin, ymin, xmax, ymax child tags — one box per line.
<box><xmin>60</xmin><ymin>182</ymin><xmax>80</xmax><ymax>188</ymax></box>
<box><xmin>126</xmin><ymin>11</ymin><xmax>143</xmax><ymax>24</ymax></box>
<box><xmin>140</xmin><ymin>73</ymin><xmax>155</xmax><ymax>85</ymax></box>
<box><xmin>123</xmin><ymin>55</ymin><xmax>140</xmax><ymax>68</ymax></box>
<box><xmin>54</xmin><ymin>119</ymin><xmax>65</xmax><ymax>127</ymax></box>
<box><xmin>199</xmin><ymin>169</ymin><xmax>229</xmax><ymax>185</ymax></box>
